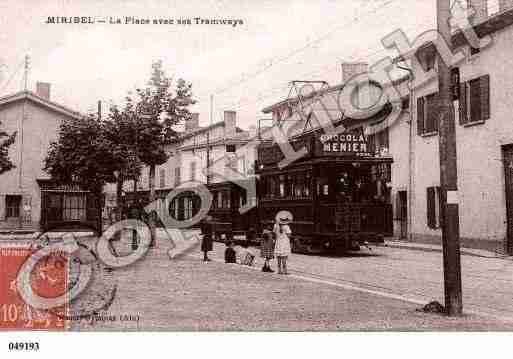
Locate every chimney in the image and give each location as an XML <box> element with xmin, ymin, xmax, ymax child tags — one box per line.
<box><xmin>185</xmin><ymin>112</ymin><xmax>200</xmax><ymax>132</ymax></box>
<box><xmin>223</xmin><ymin>110</ymin><xmax>236</xmax><ymax>139</ymax></box>
<box><xmin>341</xmin><ymin>62</ymin><xmax>368</xmax><ymax>84</ymax></box>
<box><xmin>36</xmin><ymin>82</ymin><xmax>51</xmax><ymax>100</ymax></box>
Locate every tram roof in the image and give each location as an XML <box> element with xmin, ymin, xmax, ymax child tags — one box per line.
<box><xmin>257</xmin><ymin>155</ymin><xmax>393</xmax><ymax>173</ymax></box>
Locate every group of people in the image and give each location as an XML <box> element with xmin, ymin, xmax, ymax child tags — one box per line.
<box><xmin>200</xmin><ymin>214</ymin><xmax>293</xmax><ymax>275</ymax></box>
<box><xmin>259</xmin><ymin>217</ymin><xmax>292</xmax><ymax>274</ymax></box>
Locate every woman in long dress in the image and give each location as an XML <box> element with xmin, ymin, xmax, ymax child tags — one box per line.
<box><xmin>273</xmin><ymin>218</ymin><xmax>291</xmax><ymax>275</ymax></box>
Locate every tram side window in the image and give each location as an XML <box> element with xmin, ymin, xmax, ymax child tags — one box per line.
<box><xmin>216</xmin><ymin>190</ymin><xmax>231</xmax><ymax>209</ymax></box>
<box><xmin>293</xmin><ymin>175</ymin><xmax>300</xmax><ymax>197</ymax></box>
<box><xmin>212</xmin><ymin>191</ymin><xmax>218</xmax><ymax>209</ymax></box>
<box><xmin>270</xmin><ymin>177</ymin><xmax>277</xmax><ymax>198</ymax></box>
<box><xmin>318</xmin><ymin>178</ymin><xmax>330</xmax><ymax>197</ymax></box>
<box><xmin>263</xmin><ymin>176</ymin><xmax>285</xmax><ymax>199</ymax></box>
<box><xmin>218</xmin><ymin>191</ymin><xmax>223</xmax><ymax>208</ymax></box>
<box><xmin>288</xmin><ymin>172</ymin><xmax>310</xmax><ymax>198</ymax></box>
<box><xmin>287</xmin><ymin>175</ymin><xmax>293</xmax><ymax>197</ymax></box>
<box><xmin>304</xmin><ymin>172</ymin><xmax>311</xmax><ymax>197</ymax></box>
<box><xmin>279</xmin><ymin>175</ymin><xmax>286</xmax><ymax>197</ymax></box>
<box><xmin>264</xmin><ymin>177</ymin><xmax>270</xmax><ymax>199</ymax></box>
<box><xmin>239</xmin><ymin>190</ymin><xmax>247</xmax><ymax>207</ymax></box>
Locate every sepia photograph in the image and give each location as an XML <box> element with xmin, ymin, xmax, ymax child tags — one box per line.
<box><xmin>0</xmin><ymin>0</ymin><xmax>513</xmax><ymax>355</ymax></box>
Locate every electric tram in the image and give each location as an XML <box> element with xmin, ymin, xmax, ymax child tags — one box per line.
<box><xmin>253</xmin><ymin>124</ymin><xmax>393</xmax><ymax>253</ymax></box>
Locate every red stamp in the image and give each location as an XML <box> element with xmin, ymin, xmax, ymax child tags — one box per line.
<box><xmin>0</xmin><ymin>246</ymin><xmax>68</xmax><ymax>330</ymax></box>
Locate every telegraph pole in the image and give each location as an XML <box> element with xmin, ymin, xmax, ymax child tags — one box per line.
<box><xmin>23</xmin><ymin>55</ymin><xmax>29</xmax><ymax>91</ymax></box>
<box><xmin>437</xmin><ymin>0</ymin><xmax>463</xmax><ymax>316</ymax></box>
<box><xmin>97</xmin><ymin>100</ymin><xmax>102</xmax><ymax>121</ymax></box>
<box><xmin>206</xmin><ymin>94</ymin><xmax>213</xmax><ymax>185</ymax></box>
<box><xmin>19</xmin><ymin>55</ymin><xmax>29</xmax><ymax>189</ymax></box>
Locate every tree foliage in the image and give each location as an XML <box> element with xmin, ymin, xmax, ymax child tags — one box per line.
<box><xmin>104</xmin><ymin>98</ymin><xmax>143</xmax><ymax>182</ymax></box>
<box><xmin>132</xmin><ymin>60</ymin><xmax>195</xmax><ymax>242</ymax></box>
<box><xmin>43</xmin><ymin>60</ymin><xmax>195</xmax><ymax>234</ymax></box>
<box><xmin>135</xmin><ymin>60</ymin><xmax>195</xmax><ymax>168</ymax></box>
<box><xmin>0</xmin><ymin>120</ymin><xmax>16</xmax><ymax>175</ymax></box>
<box><xmin>44</xmin><ymin>114</ymin><xmax>117</xmax><ymax>193</ymax></box>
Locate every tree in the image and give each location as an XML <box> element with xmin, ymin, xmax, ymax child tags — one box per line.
<box><xmin>44</xmin><ymin>114</ymin><xmax>118</xmax><ymax>234</ymax></box>
<box><xmin>45</xmin><ymin>114</ymin><xmax>116</xmax><ymax>193</ymax></box>
<box><xmin>0</xmin><ymin>120</ymin><xmax>16</xmax><ymax>175</ymax></box>
<box><xmin>104</xmin><ymin>98</ymin><xmax>143</xmax><ymax>222</ymax></box>
<box><xmin>134</xmin><ymin>60</ymin><xmax>195</xmax><ymax>244</ymax></box>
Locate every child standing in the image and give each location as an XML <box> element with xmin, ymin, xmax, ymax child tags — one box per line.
<box><xmin>273</xmin><ymin>218</ymin><xmax>292</xmax><ymax>275</ymax></box>
<box><xmin>224</xmin><ymin>241</ymin><xmax>237</xmax><ymax>264</ymax></box>
<box><xmin>260</xmin><ymin>228</ymin><xmax>275</xmax><ymax>272</ymax></box>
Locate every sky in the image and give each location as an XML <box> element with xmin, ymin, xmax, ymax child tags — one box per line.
<box><xmin>0</xmin><ymin>0</ymin><xmax>436</xmax><ymax>130</ymax></box>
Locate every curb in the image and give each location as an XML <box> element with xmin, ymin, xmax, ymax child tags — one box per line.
<box><xmin>198</xmin><ymin>249</ymin><xmax>513</xmax><ymax>322</ymax></box>
<box><xmin>379</xmin><ymin>241</ymin><xmax>513</xmax><ymax>260</ymax></box>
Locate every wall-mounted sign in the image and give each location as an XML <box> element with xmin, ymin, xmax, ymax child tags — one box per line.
<box><xmin>318</xmin><ymin>129</ymin><xmax>370</xmax><ymax>156</ymax></box>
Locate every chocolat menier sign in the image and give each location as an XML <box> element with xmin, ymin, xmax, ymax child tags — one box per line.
<box><xmin>317</xmin><ymin>128</ymin><xmax>371</xmax><ymax>157</ymax></box>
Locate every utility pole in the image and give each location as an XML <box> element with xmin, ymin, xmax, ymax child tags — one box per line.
<box><xmin>97</xmin><ymin>100</ymin><xmax>102</xmax><ymax>121</ymax></box>
<box><xmin>23</xmin><ymin>55</ymin><xmax>29</xmax><ymax>91</ymax></box>
<box><xmin>437</xmin><ymin>0</ymin><xmax>463</xmax><ymax>316</ymax></box>
<box><xmin>18</xmin><ymin>54</ymin><xmax>30</xmax><ymax>229</ymax></box>
<box><xmin>19</xmin><ymin>55</ymin><xmax>29</xmax><ymax>189</ymax></box>
<box><xmin>206</xmin><ymin>94</ymin><xmax>213</xmax><ymax>185</ymax></box>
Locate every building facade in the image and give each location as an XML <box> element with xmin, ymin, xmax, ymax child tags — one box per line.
<box><xmin>123</xmin><ymin>110</ymin><xmax>261</xmax><ymax>224</ymax></box>
<box><xmin>0</xmin><ymin>83</ymin><xmax>95</xmax><ymax>232</ymax></box>
<box><xmin>387</xmin><ymin>0</ymin><xmax>513</xmax><ymax>253</ymax></box>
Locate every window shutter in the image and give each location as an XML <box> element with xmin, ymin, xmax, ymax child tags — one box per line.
<box><xmin>480</xmin><ymin>74</ymin><xmax>490</xmax><ymax>121</ymax></box>
<box><xmin>417</xmin><ymin>97</ymin><xmax>425</xmax><ymax>135</ymax></box>
<box><xmin>427</xmin><ymin>187</ymin><xmax>435</xmax><ymax>229</ymax></box>
<box><xmin>431</xmin><ymin>93</ymin><xmax>439</xmax><ymax>132</ymax></box>
<box><xmin>459</xmin><ymin>82</ymin><xmax>468</xmax><ymax>125</ymax></box>
<box><xmin>437</xmin><ymin>186</ymin><xmax>444</xmax><ymax>229</ymax></box>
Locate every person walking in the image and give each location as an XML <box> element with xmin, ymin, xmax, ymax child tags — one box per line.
<box><xmin>260</xmin><ymin>227</ymin><xmax>275</xmax><ymax>272</ymax></box>
<box><xmin>273</xmin><ymin>217</ymin><xmax>292</xmax><ymax>275</ymax></box>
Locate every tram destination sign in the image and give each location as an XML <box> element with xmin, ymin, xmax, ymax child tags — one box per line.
<box><xmin>316</xmin><ymin>129</ymin><xmax>371</xmax><ymax>157</ymax></box>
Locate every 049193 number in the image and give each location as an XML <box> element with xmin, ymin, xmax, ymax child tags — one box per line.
<box><xmin>8</xmin><ymin>342</ymin><xmax>40</xmax><ymax>351</ymax></box>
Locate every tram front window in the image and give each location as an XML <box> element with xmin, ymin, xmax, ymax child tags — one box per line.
<box><xmin>334</xmin><ymin>167</ymin><xmax>377</xmax><ymax>203</ymax></box>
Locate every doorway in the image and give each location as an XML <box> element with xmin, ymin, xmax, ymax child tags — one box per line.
<box><xmin>397</xmin><ymin>191</ymin><xmax>407</xmax><ymax>239</ymax></box>
<box><xmin>5</xmin><ymin>195</ymin><xmax>21</xmax><ymax>221</ymax></box>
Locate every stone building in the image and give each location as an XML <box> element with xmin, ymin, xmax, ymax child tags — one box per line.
<box><xmin>126</xmin><ymin>110</ymin><xmax>262</xmax><ymax>223</ymax></box>
<box><xmin>0</xmin><ymin>83</ymin><xmax>90</xmax><ymax>232</ymax></box>
<box><xmin>386</xmin><ymin>0</ymin><xmax>513</xmax><ymax>253</ymax></box>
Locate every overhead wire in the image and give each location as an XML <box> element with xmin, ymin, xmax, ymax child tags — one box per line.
<box><xmin>193</xmin><ymin>0</ymin><xmax>400</xmax><ymax>103</ymax></box>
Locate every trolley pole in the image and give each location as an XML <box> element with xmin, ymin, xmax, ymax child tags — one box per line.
<box><xmin>437</xmin><ymin>0</ymin><xmax>463</xmax><ymax>316</ymax></box>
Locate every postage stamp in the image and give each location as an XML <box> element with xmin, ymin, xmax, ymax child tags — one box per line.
<box><xmin>0</xmin><ymin>245</ymin><xmax>68</xmax><ymax>330</ymax></box>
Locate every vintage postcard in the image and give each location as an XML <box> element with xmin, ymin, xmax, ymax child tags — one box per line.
<box><xmin>1</xmin><ymin>0</ymin><xmax>513</xmax><ymax>354</ymax></box>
